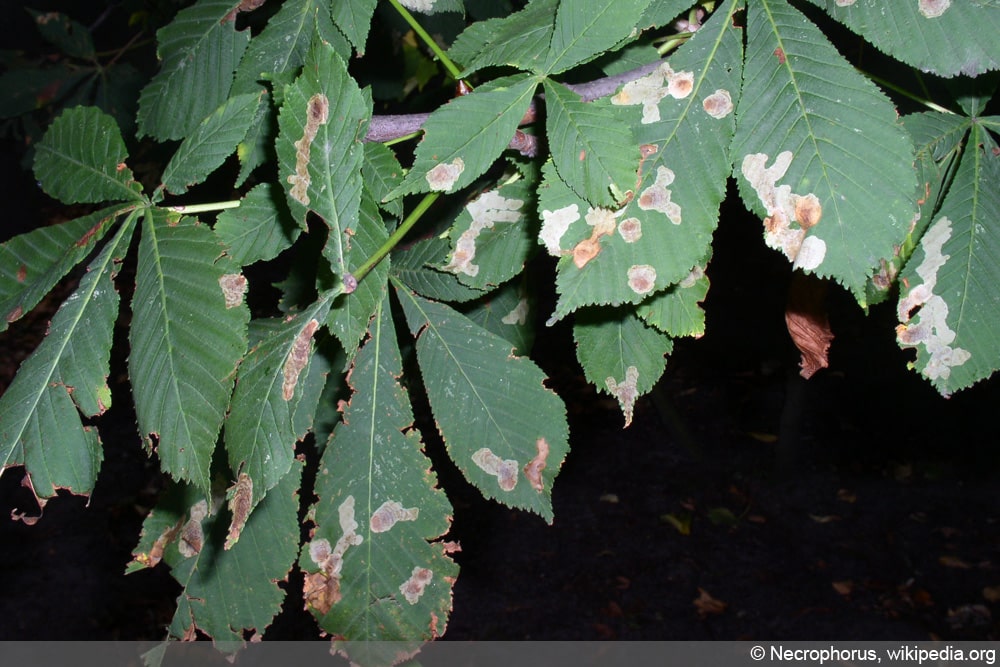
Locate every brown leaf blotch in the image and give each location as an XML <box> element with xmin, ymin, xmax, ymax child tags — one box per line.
<box><xmin>793</xmin><ymin>193</ymin><xmax>822</xmax><ymax>229</ymax></box>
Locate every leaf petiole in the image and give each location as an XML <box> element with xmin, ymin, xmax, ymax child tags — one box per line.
<box><xmin>387</xmin><ymin>0</ymin><xmax>463</xmax><ymax>80</ymax></box>
<box><xmin>351</xmin><ymin>192</ymin><xmax>441</xmax><ymax>285</ymax></box>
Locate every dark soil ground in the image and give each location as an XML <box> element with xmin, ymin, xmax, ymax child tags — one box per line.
<box><xmin>2</xmin><ymin>188</ymin><xmax>1000</xmax><ymax>642</ymax></box>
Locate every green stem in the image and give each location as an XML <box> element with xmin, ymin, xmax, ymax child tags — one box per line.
<box><xmin>387</xmin><ymin>0</ymin><xmax>463</xmax><ymax>80</ymax></box>
<box><xmin>351</xmin><ymin>192</ymin><xmax>441</xmax><ymax>284</ymax></box>
<box><xmin>165</xmin><ymin>200</ymin><xmax>242</xmax><ymax>214</ymax></box>
<box><xmin>859</xmin><ymin>68</ymin><xmax>957</xmax><ymax>115</ymax></box>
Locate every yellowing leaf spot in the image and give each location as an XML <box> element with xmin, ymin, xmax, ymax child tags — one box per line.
<box><xmin>611</xmin><ymin>62</ymin><xmax>694</xmax><ymax>124</ymax></box>
<box><xmin>627</xmin><ymin>264</ymin><xmax>656</xmax><ymax>295</ymax></box>
<box><xmin>283</xmin><ymin>319</ymin><xmax>318</xmax><ymax>401</ymax></box>
<box><xmin>523</xmin><ymin>438</ymin><xmax>550</xmax><ymax>493</ymax></box>
<box><xmin>741</xmin><ymin>152</ymin><xmax>827</xmax><ymax>271</ymax></box>
<box><xmin>400</xmin><ymin>566</ymin><xmax>433</xmax><ymax>604</ymax></box>
<box><xmin>896</xmin><ymin>217</ymin><xmax>970</xmax><ymax>388</ymax></box>
<box><xmin>219</xmin><ymin>273</ymin><xmax>247</xmax><ymax>309</ymax></box>
<box><xmin>638</xmin><ymin>165</ymin><xmax>682</xmax><ymax>224</ymax></box>
<box><xmin>501</xmin><ymin>297</ymin><xmax>529</xmax><ymax>325</ymax></box>
<box><xmin>918</xmin><ymin>0</ymin><xmax>950</xmax><ymax>18</ymax></box>
<box><xmin>224</xmin><ymin>472</ymin><xmax>253</xmax><ymax>550</ymax></box>
<box><xmin>426</xmin><ymin>158</ymin><xmax>465</xmax><ymax>192</ymax></box>
<box><xmin>606</xmin><ymin>366</ymin><xmax>640</xmax><ymax>427</ymax></box>
<box><xmin>287</xmin><ymin>93</ymin><xmax>329</xmax><ymax>206</ymax></box>
<box><xmin>702</xmin><ymin>89</ymin><xmax>734</xmax><ymax>119</ymax></box>
<box><xmin>443</xmin><ymin>190</ymin><xmax>524</xmax><ymax>276</ymax></box>
<box><xmin>472</xmin><ymin>448</ymin><xmax>518</xmax><ymax>491</ymax></box>
<box><xmin>369</xmin><ymin>500</ymin><xmax>419</xmax><ymax>533</ymax></box>
<box><xmin>178</xmin><ymin>500</ymin><xmax>209</xmax><ymax>558</ymax></box>
<box><xmin>539</xmin><ymin>204</ymin><xmax>580</xmax><ymax>256</ymax></box>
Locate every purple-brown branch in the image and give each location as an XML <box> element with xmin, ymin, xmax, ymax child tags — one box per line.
<box><xmin>363</xmin><ymin>61</ymin><xmax>662</xmax><ymax>156</ymax></box>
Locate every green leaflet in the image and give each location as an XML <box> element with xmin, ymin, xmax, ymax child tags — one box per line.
<box><xmin>33</xmin><ymin>106</ymin><xmax>144</xmax><ymax>205</ymax></box>
<box><xmin>275</xmin><ymin>35</ymin><xmax>370</xmax><ymax>277</ymax></box>
<box><xmin>214</xmin><ymin>182</ymin><xmax>300</xmax><ymax>266</ymax></box>
<box><xmin>543</xmin><ymin>0</ymin><xmax>652</xmax><ymax>75</ymax></box>
<box><xmin>543</xmin><ymin>80</ymin><xmax>637</xmax><ymax>207</ymax></box>
<box><xmin>388</xmin><ymin>74</ymin><xmax>539</xmax><ymax>198</ymax></box>
<box><xmin>304</xmin><ymin>294</ymin><xmax>456</xmax><ymax>644</ymax></box>
<box><xmin>460</xmin><ymin>279</ymin><xmax>535</xmax><ymax>357</ymax></box>
<box><xmin>638</xmin><ymin>262</ymin><xmax>710</xmax><ymax>339</ymax></box>
<box><xmin>574</xmin><ymin>307</ymin><xmax>672</xmax><ymax>427</ymax></box>
<box><xmin>133</xmin><ymin>464</ymin><xmax>302</xmax><ymax>643</ymax></box>
<box><xmin>0</xmin><ymin>214</ymin><xmax>136</xmax><ymax>499</ymax></box>
<box><xmin>448</xmin><ymin>0</ymin><xmax>557</xmax><ymax>76</ymax></box>
<box><xmin>393</xmin><ymin>236</ymin><xmax>487</xmax><ymax>304</ymax></box>
<box><xmin>897</xmin><ymin>124</ymin><xmax>1000</xmax><ymax>396</ymax></box>
<box><xmin>439</xmin><ymin>174</ymin><xmax>537</xmax><ymax>290</ymax></box>
<box><xmin>160</xmin><ymin>92</ymin><xmax>262</xmax><ymax>194</ymax></box>
<box><xmin>137</xmin><ymin>0</ymin><xmax>250</xmax><ymax>141</ymax></box>
<box><xmin>129</xmin><ymin>211</ymin><xmax>249</xmax><ymax>495</ymax></box>
<box><xmin>1</xmin><ymin>205</ymin><xmax>126</xmax><ymax>333</ymax></box>
<box><xmin>395</xmin><ymin>283</ymin><xmax>569</xmax><ymax>522</ymax></box>
<box><xmin>224</xmin><ymin>300</ymin><xmax>332</xmax><ymax>528</ymax></box>
<box><xmin>804</xmin><ymin>0</ymin><xmax>1000</xmax><ymax>78</ymax></box>
<box><xmin>27</xmin><ymin>9</ymin><xmax>95</xmax><ymax>59</ymax></box>
<box><xmin>733</xmin><ymin>0</ymin><xmax>917</xmax><ymax>305</ymax></box>
<box><xmin>544</xmin><ymin>2</ymin><xmax>741</xmax><ymax>321</ymax></box>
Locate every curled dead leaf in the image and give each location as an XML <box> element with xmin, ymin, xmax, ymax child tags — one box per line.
<box><xmin>785</xmin><ymin>273</ymin><xmax>833</xmax><ymax>379</ymax></box>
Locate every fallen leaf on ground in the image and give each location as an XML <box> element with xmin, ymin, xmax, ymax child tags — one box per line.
<box><xmin>836</xmin><ymin>488</ymin><xmax>856</xmax><ymax>503</ymax></box>
<box><xmin>939</xmin><ymin>555</ymin><xmax>972</xmax><ymax>569</ymax></box>
<box><xmin>832</xmin><ymin>580</ymin><xmax>854</xmax><ymax>596</ymax></box>
<box><xmin>661</xmin><ymin>512</ymin><xmax>692</xmax><ymax>535</ymax></box>
<box><xmin>694</xmin><ymin>587</ymin><xmax>727</xmax><ymax>618</ymax></box>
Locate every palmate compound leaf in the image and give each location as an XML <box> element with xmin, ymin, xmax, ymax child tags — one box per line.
<box><xmin>223</xmin><ymin>299</ymin><xmax>333</xmax><ymax>543</ymax></box>
<box><xmin>897</xmin><ymin>123</ymin><xmax>1000</xmax><ymax>396</ymax></box>
<box><xmin>1</xmin><ymin>205</ymin><xmax>126</xmax><ymax>333</ymax></box>
<box><xmin>395</xmin><ymin>283</ymin><xmax>569</xmax><ymax>522</ymax></box>
<box><xmin>302</xmin><ymin>293</ymin><xmax>456</xmax><ymax>655</ymax></box>
<box><xmin>128</xmin><ymin>464</ymin><xmax>302</xmax><ymax>644</ymax></box>
<box><xmin>804</xmin><ymin>0</ymin><xmax>1000</xmax><ymax>78</ymax></box>
<box><xmin>33</xmin><ymin>106</ymin><xmax>144</xmax><ymax>205</ymax></box>
<box><xmin>543</xmin><ymin>1</ymin><xmax>742</xmax><ymax>322</ymax></box>
<box><xmin>0</xmin><ymin>214</ymin><xmax>136</xmax><ymax>502</ymax></box>
<box><xmin>129</xmin><ymin>210</ymin><xmax>249</xmax><ymax>496</ymax></box>
<box><xmin>387</xmin><ymin>74</ymin><xmax>539</xmax><ymax>198</ymax></box>
<box><xmin>276</xmin><ymin>35</ymin><xmax>369</xmax><ymax>278</ymax></box>
<box><xmin>160</xmin><ymin>91</ymin><xmax>263</xmax><ymax>194</ymax></box>
<box><xmin>137</xmin><ymin>0</ymin><xmax>250</xmax><ymax>141</ymax></box>
<box><xmin>732</xmin><ymin>0</ymin><xmax>917</xmax><ymax>305</ymax></box>
<box><xmin>574</xmin><ymin>307</ymin><xmax>673</xmax><ymax>427</ymax></box>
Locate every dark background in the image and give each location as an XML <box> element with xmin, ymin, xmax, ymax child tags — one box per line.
<box><xmin>2</xmin><ymin>0</ymin><xmax>1000</xmax><ymax>644</ymax></box>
